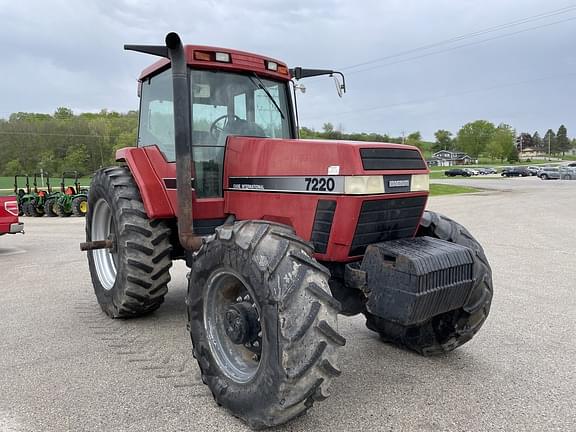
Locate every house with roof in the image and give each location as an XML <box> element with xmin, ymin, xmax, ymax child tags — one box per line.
<box><xmin>431</xmin><ymin>150</ymin><xmax>474</xmax><ymax>166</ymax></box>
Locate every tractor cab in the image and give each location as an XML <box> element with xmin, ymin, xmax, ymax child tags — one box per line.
<box><xmin>137</xmin><ymin>50</ymin><xmax>296</xmax><ymax>198</ymax></box>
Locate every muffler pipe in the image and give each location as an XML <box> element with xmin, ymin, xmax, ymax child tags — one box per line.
<box><xmin>165</xmin><ymin>32</ymin><xmax>203</xmax><ymax>251</ymax></box>
<box><xmin>124</xmin><ymin>32</ymin><xmax>203</xmax><ymax>252</ymax></box>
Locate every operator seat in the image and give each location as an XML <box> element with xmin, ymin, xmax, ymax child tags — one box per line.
<box><xmin>218</xmin><ymin>117</ymin><xmax>266</xmax><ymax>145</ymax></box>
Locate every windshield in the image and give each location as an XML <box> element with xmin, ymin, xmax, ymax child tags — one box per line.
<box><xmin>191</xmin><ymin>69</ymin><xmax>292</xmax><ymax>142</ymax></box>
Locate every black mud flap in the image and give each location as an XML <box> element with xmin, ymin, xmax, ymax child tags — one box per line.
<box><xmin>361</xmin><ymin>236</ymin><xmax>475</xmax><ymax>326</ymax></box>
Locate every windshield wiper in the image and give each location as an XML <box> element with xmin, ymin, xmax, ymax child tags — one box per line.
<box><xmin>249</xmin><ymin>74</ymin><xmax>285</xmax><ymax>119</ymax></box>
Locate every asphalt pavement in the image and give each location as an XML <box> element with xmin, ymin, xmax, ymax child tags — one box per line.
<box><xmin>1</xmin><ymin>176</ymin><xmax>575</xmax><ymax>432</ymax></box>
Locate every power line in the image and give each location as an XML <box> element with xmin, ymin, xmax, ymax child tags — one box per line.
<box><xmin>340</xmin><ymin>4</ymin><xmax>576</xmax><ymax>72</ymax></box>
<box><xmin>347</xmin><ymin>15</ymin><xmax>576</xmax><ymax>75</ymax></box>
<box><xmin>304</xmin><ymin>71</ymin><xmax>576</xmax><ymax>121</ymax></box>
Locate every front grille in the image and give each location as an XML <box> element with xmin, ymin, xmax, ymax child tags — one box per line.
<box><xmin>360</xmin><ymin>148</ymin><xmax>427</xmax><ymax>170</ymax></box>
<box><xmin>311</xmin><ymin>200</ymin><xmax>336</xmax><ymax>253</ymax></box>
<box><xmin>349</xmin><ymin>196</ymin><xmax>426</xmax><ymax>256</ymax></box>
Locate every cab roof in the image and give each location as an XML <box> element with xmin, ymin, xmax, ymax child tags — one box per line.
<box><xmin>139</xmin><ymin>44</ymin><xmax>290</xmax><ymax>82</ymax></box>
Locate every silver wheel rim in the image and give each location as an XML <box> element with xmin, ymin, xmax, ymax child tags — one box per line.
<box><xmin>91</xmin><ymin>198</ymin><xmax>117</xmax><ymax>290</ymax></box>
<box><xmin>203</xmin><ymin>270</ymin><xmax>262</xmax><ymax>383</ymax></box>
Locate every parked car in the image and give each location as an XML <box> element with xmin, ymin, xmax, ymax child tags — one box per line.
<box><xmin>501</xmin><ymin>167</ymin><xmax>531</xmax><ymax>177</ymax></box>
<box><xmin>567</xmin><ymin>162</ymin><xmax>576</xmax><ymax>167</ymax></box>
<box><xmin>539</xmin><ymin>167</ymin><xmax>560</xmax><ymax>180</ymax></box>
<box><xmin>0</xmin><ymin>196</ymin><xmax>24</xmax><ymax>236</ymax></box>
<box><xmin>466</xmin><ymin>168</ymin><xmax>480</xmax><ymax>175</ymax></box>
<box><xmin>560</xmin><ymin>166</ymin><xmax>576</xmax><ymax>180</ymax></box>
<box><xmin>444</xmin><ymin>168</ymin><xmax>472</xmax><ymax>177</ymax></box>
<box><xmin>476</xmin><ymin>167</ymin><xmax>496</xmax><ymax>175</ymax></box>
<box><xmin>527</xmin><ymin>166</ymin><xmax>543</xmax><ymax>176</ymax></box>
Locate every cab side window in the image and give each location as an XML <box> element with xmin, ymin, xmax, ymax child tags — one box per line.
<box><xmin>138</xmin><ymin>70</ymin><xmax>175</xmax><ymax>162</ymax></box>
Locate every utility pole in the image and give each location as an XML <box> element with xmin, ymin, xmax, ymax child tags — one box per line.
<box><xmin>548</xmin><ymin>133</ymin><xmax>551</xmax><ymax>158</ymax></box>
<box><xmin>401</xmin><ymin>130</ymin><xmax>405</xmax><ymax>144</ymax></box>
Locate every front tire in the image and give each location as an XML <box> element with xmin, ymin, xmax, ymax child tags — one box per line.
<box><xmin>54</xmin><ymin>201</ymin><xmax>72</xmax><ymax>217</ymax></box>
<box><xmin>72</xmin><ymin>196</ymin><xmax>88</xmax><ymax>217</ymax></box>
<box><xmin>188</xmin><ymin>221</ymin><xmax>345</xmax><ymax>429</ymax></box>
<box><xmin>86</xmin><ymin>166</ymin><xmax>173</xmax><ymax>318</ymax></box>
<box><xmin>365</xmin><ymin>211</ymin><xmax>493</xmax><ymax>355</ymax></box>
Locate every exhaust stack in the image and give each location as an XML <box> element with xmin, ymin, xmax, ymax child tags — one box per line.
<box><xmin>125</xmin><ymin>32</ymin><xmax>202</xmax><ymax>252</ymax></box>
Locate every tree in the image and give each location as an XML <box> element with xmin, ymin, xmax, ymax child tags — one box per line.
<box><xmin>532</xmin><ymin>131</ymin><xmax>543</xmax><ymax>152</ymax></box>
<box><xmin>63</xmin><ymin>144</ymin><xmax>89</xmax><ymax>175</ymax></box>
<box><xmin>113</xmin><ymin>129</ymin><xmax>137</xmax><ymax>152</ymax></box>
<box><xmin>3</xmin><ymin>159</ymin><xmax>24</xmax><ymax>176</ymax></box>
<box><xmin>507</xmin><ymin>145</ymin><xmax>519</xmax><ymax>162</ymax></box>
<box><xmin>516</xmin><ymin>132</ymin><xmax>533</xmax><ymax>151</ymax></box>
<box><xmin>433</xmin><ymin>129</ymin><xmax>453</xmax><ymax>152</ymax></box>
<box><xmin>406</xmin><ymin>131</ymin><xmax>422</xmax><ymax>149</ymax></box>
<box><xmin>556</xmin><ymin>125</ymin><xmax>571</xmax><ymax>155</ymax></box>
<box><xmin>54</xmin><ymin>107</ymin><xmax>74</xmax><ymax>119</ymax></box>
<box><xmin>456</xmin><ymin>120</ymin><xmax>495</xmax><ymax>157</ymax></box>
<box><xmin>321</xmin><ymin>122</ymin><xmax>342</xmax><ymax>139</ymax></box>
<box><xmin>487</xmin><ymin>124</ymin><xmax>515</xmax><ymax>162</ymax></box>
<box><xmin>322</xmin><ymin>123</ymin><xmax>334</xmax><ymax>134</ymax></box>
<box><xmin>543</xmin><ymin>129</ymin><xmax>556</xmax><ymax>155</ymax></box>
<box><xmin>0</xmin><ymin>108</ymin><xmax>138</xmax><ymax>176</ymax></box>
<box><xmin>299</xmin><ymin>126</ymin><xmax>317</xmax><ymax>139</ymax></box>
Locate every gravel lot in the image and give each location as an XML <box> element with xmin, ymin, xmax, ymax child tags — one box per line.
<box><xmin>1</xmin><ymin>176</ymin><xmax>575</xmax><ymax>432</ymax></box>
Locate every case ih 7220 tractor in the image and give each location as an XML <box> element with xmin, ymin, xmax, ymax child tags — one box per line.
<box><xmin>82</xmin><ymin>33</ymin><xmax>492</xmax><ymax>428</ymax></box>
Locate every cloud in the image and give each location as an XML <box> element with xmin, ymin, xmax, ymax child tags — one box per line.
<box><xmin>0</xmin><ymin>0</ymin><xmax>574</xmax><ymax>138</ymax></box>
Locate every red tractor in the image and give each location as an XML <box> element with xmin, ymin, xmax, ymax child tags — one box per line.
<box><xmin>82</xmin><ymin>33</ymin><xmax>492</xmax><ymax>428</ymax></box>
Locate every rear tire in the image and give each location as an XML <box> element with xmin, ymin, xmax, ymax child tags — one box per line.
<box><xmin>23</xmin><ymin>202</ymin><xmax>33</xmax><ymax>217</ymax></box>
<box><xmin>54</xmin><ymin>201</ymin><xmax>72</xmax><ymax>217</ymax></box>
<box><xmin>86</xmin><ymin>166</ymin><xmax>173</xmax><ymax>318</ymax></box>
<box><xmin>72</xmin><ymin>196</ymin><xmax>88</xmax><ymax>217</ymax></box>
<box><xmin>44</xmin><ymin>199</ymin><xmax>57</xmax><ymax>217</ymax></box>
<box><xmin>188</xmin><ymin>221</ymin><xmax>344</xmax><ymax>429</ymax></box>
<box><xmin>30</xmin><ymin>201</ymin><xmax>44</xmax><ymax>217</ymax></box>
<box><xmin>364</xmin><ymin>210</ymin><xmax>493</xmax><ymax>355</ymax></box>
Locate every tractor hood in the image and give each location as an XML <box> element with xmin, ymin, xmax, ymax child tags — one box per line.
<box><xmin>224</xmin><ymin>136</ymin><xmax>429</xmax><ymax>178</ymax></box>
<box><xmin>223</xmin><ymin>137</ymin><xmax>429</xmax><ymax>196</ymax></box>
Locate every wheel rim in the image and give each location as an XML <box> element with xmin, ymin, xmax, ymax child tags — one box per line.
<box><xmin>203</xmin><ymin>270</ymin><xmax>262</xmax><ymax>383</ymax></box>
<box><xmin>79</xmin><ymin>201</ymin><xmax>88</xmax><ymax>214</ymax></box>
<box><xmin>91</xmin><ymin>199</ymin><xmax>118</xmax><ymax>290</ymax></box>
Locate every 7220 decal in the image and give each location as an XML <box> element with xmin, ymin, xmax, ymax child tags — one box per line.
<box><xmin>305</xmin><ymin>177</ymin><xmax>335</xmax><ymax>192</ymax></box>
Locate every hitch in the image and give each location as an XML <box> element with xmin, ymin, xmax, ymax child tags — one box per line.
<box><xmin>80</xmin><ymin>240</ymin><xmax>114</xmax><ymax>251</ymax></box>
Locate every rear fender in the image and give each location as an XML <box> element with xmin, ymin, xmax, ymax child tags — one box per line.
<box><xmin>116</xmin><ymin>147</ymin><xmax>175</xmax><ymax>218</ymax></box>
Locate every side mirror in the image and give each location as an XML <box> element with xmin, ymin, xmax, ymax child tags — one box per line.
<box><xmin>294</xmin><ymin>83</ymin><xmax>306</xmax><ymax>94</ymax></box>
<box><xmin>289</xmin><ymin>67</ymin><xmax>346</xmax><ymax>97</ymax></box>
<box><xmin>333</xmin><ymin>75</ymin><xmax>345</xmax><ymax>98</ymax></box>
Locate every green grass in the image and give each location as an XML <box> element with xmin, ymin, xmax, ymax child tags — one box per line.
<box><xmin>429</xmin><ymin>183</ymin><xmax>480</xmax><ymax>196</ymax></box>
<box><xmin>0</xmin><ymin>176</ymin><xmax>91</xmax><ymax>195</ymax></box>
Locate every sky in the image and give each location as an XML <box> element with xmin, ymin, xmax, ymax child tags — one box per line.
<box><xmin>0</xmin><ymin>0</ymin><xmax>575</xmax><ymax>140</ymax></box>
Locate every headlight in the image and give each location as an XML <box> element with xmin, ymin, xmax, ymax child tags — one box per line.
<box><xmin>344</xmin><ymin>176</ymin><xmax>385</xmax><ymax>194</ymax></box>
<box><xmin>411</xmin><ymin>174</ymin><xmax>430</xmax><ymax>192</ymax></box>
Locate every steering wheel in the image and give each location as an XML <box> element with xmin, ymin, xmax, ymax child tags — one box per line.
<box><xmin>210</xmin><ymin>114</ymin><xmax>241</xmax><ymax>140</ymax></box>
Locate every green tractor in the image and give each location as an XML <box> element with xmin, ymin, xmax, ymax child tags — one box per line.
<box><xmin>51</xmin><ymin>171</ymin><xmax>89</xmax><ymax>217</ymax></box>
<box><xmin>25</xmin><ymin>172</ymin><xmax>52</xmax><ymax>217</ymax></box>
<box><xmin>13</xmin><ymin>174</ymin><xmax>31</xmax><ymax>216</ymax></box>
